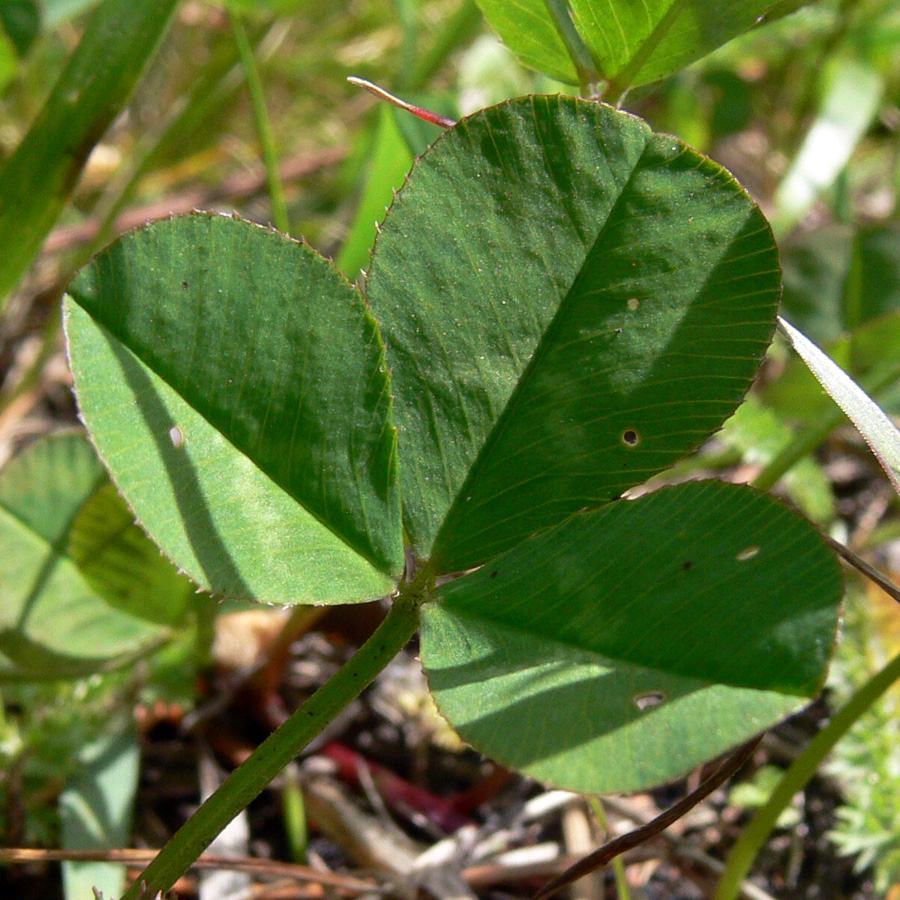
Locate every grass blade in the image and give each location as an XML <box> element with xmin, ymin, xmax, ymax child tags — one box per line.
<box><xmin>0</xmin><ymin>0</ymin><xmax>179</xmax><ymax>304</ymax></box>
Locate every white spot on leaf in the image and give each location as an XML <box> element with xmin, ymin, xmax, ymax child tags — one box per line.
<box><xmin>633</xmin><ymin>691</ymin><xmax>666</xmax><ymax>711</ymax></box>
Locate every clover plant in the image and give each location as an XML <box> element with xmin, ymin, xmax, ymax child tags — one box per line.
<box><xmin>55</xmin><ymin>4</ymin><xmax>848</xmax><ymax>897</ymax></box>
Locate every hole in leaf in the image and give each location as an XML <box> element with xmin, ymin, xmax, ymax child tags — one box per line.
<box><xmin>736</xmin><ymin>545</ymin><xmax>760</xmax><ymax>562</ymax></box>
<box><xmin>627</xmin><ymin>297</ymin><xmax>640</xmax><ymax>311</ymax></box>
<box><xmin>169</xmin><ymin>426</ymin><xmax>185</xmax><ymax>449</ymax></box>
<box><xmin>622</xmin><ymin>429</ymin><xmax>640</xmax><ymax>447</ymax></box>
<box><xmin>633</xmin><ymin>691</ymin><xmax>666</xmax><ymax>711</ymax></box>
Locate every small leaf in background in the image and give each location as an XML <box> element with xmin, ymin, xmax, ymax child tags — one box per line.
<box><xmin>720</xmin><ymin>396</ymin><xmax>835</xmax><ymax>524</ymax></box>
<box><xmin>60</xmin><ymin>728</ymin><xmax>140</xmax><ymax>900</ymax></box>
<box><xmin>780</xmin><ymin>224</ymin><xmax>900</xmax><ymax>345</ymax></box>
<box><xmin>0</xmin><ymin>0</ymin><xmax>40</xmax><ymax>57</ymax></box>
<box><xmin>779</xmin><ymin>316</ymin><xmax>900</xmax><ymax>497</ymax></box>
<box><xmin>475</xmin><ymin>0</ymin><xmax>810</xmax><ymax>88</ymax></box>
<box><xmin>69</xmin><ymin>483</ymin><xmax>194</xmax><ymax>627</ymax></box>
<box><xmin>728</xmin><ymin>765</ymin><xmax>803</xmax><ymax>829</ymax></box>
<box><xmin>766</xmin><ymin>225</ymin><xmax>900</xmax><ymax>425</ymax></box>
<box><xmin>367</xmin><ymin>95</ymin><xmax>780</xmax><ymax>571</ymax></box>
<box><xmin>0</xmin><ymin>434</ymin><xmax>176</xmax><ymax>678</ymax></box>
<box><xmin>65</xmin><ymin>213</ymin><xmax>403</xmax><ymax>604</ymax></box>
<box><xmin>772</xmin><ymin>57</ymin><xmax>883</xmax><ymax>236</ymax></box>
<box><xmin>422</xmin><ymin>480</ymin><xmax>842</xmax><ymax>793</ymax></box>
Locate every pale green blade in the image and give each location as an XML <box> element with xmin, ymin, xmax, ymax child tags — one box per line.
<box><xmin>65</xmin><ymin>213</ymin><xmax>403</xmax><ymax>603</ymax></box>
<box><xmin>0</xmin><ymin>433</ymin><xmax>168</xmax><ymax>677</ymax></box>
<box><xmin>0</xmin><ymin>0</ymin><xmax>179</xmax><ymax>303</ymax></box>
<box><xmin>336</xmin><ymin>105</ymin><xmax>415</xmax><ymax>280</ymax></box>
<box><xmin>475</xmin><ymin>0</ymin><xmax>809</xmax><ymax>87</ymax></box>
<box><xmin>772</xmin><ymin>58</ymin><xmax>883</xmax><ymax>237</ymax></box>
<box><xmin>367</xmin><ymin>96</ymin><xmax>779</xmax><ymax>572</ymax></box>
<box><xmin>60</xmin><ymin>729</ymin><xmax>140</xmax><ymax>900</ymax></box>
<box><xmin>779</xmin><ymin>316</ymin><xmax>900</xmax><ymax>497</ymax></box>
<box><xmin>422</xmin><ymin>481</ymin><xmax>842</xmax><ymax>794</ymax></box>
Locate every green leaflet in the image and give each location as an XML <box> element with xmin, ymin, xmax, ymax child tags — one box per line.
<box><xmin>422</xmin><ymin>481</ymin><xmax>842</xmax><ymax>793</ymax></box>
<box><xmin>475</xmin><ymin>0</ymin><xmax>810</xmax><ymax>88</ymax></box>
<box><xmin>65</xmin><ymin>214</ymin><xmax>403</xmax><ymax>604</ymax></box>
<box><xmin>368</xmin><ymin>95</ymin><xmax>779</xmax><ymax>571</ymax></box>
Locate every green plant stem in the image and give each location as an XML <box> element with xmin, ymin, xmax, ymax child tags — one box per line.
<box><xmin>119</xmin><ymin>592</ymin><xmax>421</xmax><ymax>900</ymax></box>
<box><xmin>752</xmin><ymin>358</ymin><xmax>900</xmax><ymax>492</ymax></box>
<box><xmin>542</xmin><ymin>0</ymin><xmax>601</xmax><ymax>95</ymax></box>
<box><xmin>589</xmin><ymin>797</ymin><xmax>631</xmax><ymax>900</ymax></box>
<box><xmin>714</xmin><ymin>650</ymin><xmax>900</xmax><ymax>900</ymax></box>
<box><xmin>281</xmin><ymin>763</ymin><xmax>308</xmax><ymax>863</ymax></box>
<box><xmin>605</xmin><ymin>0</ymin><xmax>687</xmax><ymax>105</ymax></box>
<box><xmin>227</xmin><ymin>6</ymin><xmax>290</xmax><ymax>234</ymax></box>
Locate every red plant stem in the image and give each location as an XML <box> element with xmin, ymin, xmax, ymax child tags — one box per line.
<box><xmin>320</xmin><ymin>742</ymin><xmax>472</xmax><ymax>833</ymax></box>
<box><xmin>347</xmin><ymin>77</ymin><xmax>457</xmax><ymax>129</ymax></box>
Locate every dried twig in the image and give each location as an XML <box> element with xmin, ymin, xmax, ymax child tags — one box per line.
<box><xmin>531</xmin><ymin>737</ymin><xmax>762</xmax><ymax>900</ymax></box>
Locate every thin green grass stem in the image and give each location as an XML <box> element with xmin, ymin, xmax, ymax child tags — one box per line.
<box><xmin>282</xmin><ymin>763</ymin><xmax>308</xmax><ymax>863</ymax></box>
<box><xmin>227</xmin><ymin>6</ymin><xmax>290</xmax><ymax>234</ymax></box>
<box><xmin>589</xmin><ymin>797</ymin><xmax>631</xmax><ymax>900</ymax></box>
<box><xmin>119</xmin><ymin>592</ymin><xmax>421</xmax><ymax>900</ymax></box>
<box><xmin>714</xmin><ymin>650</ymin><xmax>900</xmax><ymax>900</ymax></box>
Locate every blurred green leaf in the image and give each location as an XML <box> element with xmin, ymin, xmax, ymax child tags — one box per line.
<box><xmin>0</xmin><ymin>27</ymin><xmax>18</xmax><ymax>91</ymax></box>
<box><xmin>367</xmin><ymin>95</ymin><xmax>780</xmax><ymax>571</ymax></box>
<box><xmin>60</xmin><ymin>728</ymin><xmax>140</xmax><ymax>900</ymax></box>
<box><xmin>0</xmin><ymin>433</ymin><xmax>169</xmax><ymax>679</ymax></box>
<box><xmin>65</xmin><ymin>214</ymin><xmax>403</xmax><ymax>604</ymax></box>
<box><xmin>0</xmin><ymin>0</ymin><xmax>180</xmax><ymax>304</ymax></box>
<box><xmin>720</xmin><ymin>396</ymin><xmax>835</xmax><ymax>524</ymax></box>
<box><xmin>728</xmin><ymin>765</ymin><xmax>803</xmax><ymax>828</ymax></box>
<box><xmin>772</xmin><ymin>57</ymin><xmax>883</xmax><ymax>236</ymax></box>
<box><xmin>43</xmin><ymin>0</ymin><xmax>101</xmax><ymax>27</ymax></box>
<box><xmin>422</xmin><ymin>480</ymin><xmax>842</xmax><ymax>793</ymax></box>
<box><xmin>770</xmin><ymin>225</ymin><xmax>900</xmax><ymax>421</ymax></box>
<box><xmin>224</xmin><ymin>0</ymin><xmax>314</xmax><ymax>12</ymax></box>
<box><xmin>779</xmin><ymin>224</ymin><xmax>857</xmax><ymax>345</ymax></box>
<box><xmin>69</xmin><ymin>482</ymin><xmax>194</xmax><ymax>627</ymax></box>
<box><xmin>0</xmin><ymin>0</ymin><xmax>39</xmax><ymax>57</ymax></box>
